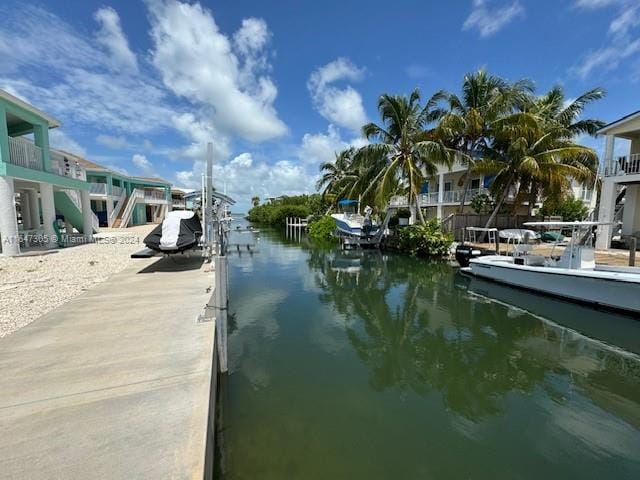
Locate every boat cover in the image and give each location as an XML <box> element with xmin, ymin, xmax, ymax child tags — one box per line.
<box><xmin>144</xmin><ymin>211</ymin><xmax>202</xmax><ymax>252</ymax></box>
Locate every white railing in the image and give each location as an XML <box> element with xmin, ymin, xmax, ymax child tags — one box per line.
<box><xmin>119</xmin><ymin>189</ymin><xmax>144</xmax><ymax>228</ymax></box>
<box><xmin>442</xmin><ymin>187</ymin><xmax>489</xmax><ymax>204</ymax></box>
<box><xmin>64</xmin><ymin>190</ymin><xmax>99</xmax><ymax>233</ymax></box>
<box><xmin>608</xmin><ymin>154</ymin><xmax>640</xmax><ymax>176</ymax></box>
<box><xmin>8</xmin><ymin>136</ymin><xmax>43</xmax><ymax>170</ymax></box>
<box><xmin>51</xmin><ymin>151</ymin><xmax>87</xmax><ymax>180</ymax></box>
<box><xmin>112</xmin><ymin>185</ymin><xmax>123</xmax><ymax>197</ymax></box>
<box><xmin>109</xmin><ymin>188</ymin><xmax>128</xmax><ymax>226</ymax></box>
<box><xmin>390</xmin><ymin>189</ymin><xmax>490</xmax><ymax>207</ymax></box>
<box><xmin>143</xmin><ymin>189</ymin><xmax>168</xmax><ymax>202</ymax></box>
<box><xmin>89</xmin><ymin>183</ymin><xmax>108</xmax><ymax>195</ymax></box>
<box><xmin>172</xmin><ymin>199</ymin><xmax>186</xmax><ymax>209</ymax></box>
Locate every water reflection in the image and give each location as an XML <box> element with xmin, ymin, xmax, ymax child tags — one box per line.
<box><xmin>308</xmin><ymin>249</ymin><xmax>640</xmax><ymax>425</ymax></box>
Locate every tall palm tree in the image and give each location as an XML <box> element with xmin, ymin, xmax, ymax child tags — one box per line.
<box><xmin>356</xmin><ymin>89</ymin><xmax>452</xmax><ymax>224</ymax></box>
<box><xmin>522</xmin><ymin>86</ymin><xmax>605</xmax><ymax>210</ymax></box>
<box><xmin>436</xmin><ymin>70</ymin><xmax>533</xmax><ymax>212</ymax></box>
<box><xmin>476</xmin><ymin>112</ymin><xmax>598</xmax><ymax>228</ymax></box>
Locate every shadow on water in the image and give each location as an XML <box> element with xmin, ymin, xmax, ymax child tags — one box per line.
<box><xmin>221</xmin><ymin>222</ymin><xmax>640</xmax><ymax>480</ymax></box>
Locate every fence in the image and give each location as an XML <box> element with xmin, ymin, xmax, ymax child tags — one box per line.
<box><xmin>443</xmin><ymin>214</ymin><xmax>538</xmax><ymax>241</ymax></box>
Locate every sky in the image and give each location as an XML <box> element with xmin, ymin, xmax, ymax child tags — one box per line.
<box><xmin>1</xmin><ymin>0</ymin><xmax>639</xmax><ymax>211</ymax></box>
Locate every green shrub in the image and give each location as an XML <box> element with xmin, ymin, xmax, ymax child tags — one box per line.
<box><xmin>392</xmin><ymin>220</ymin><xmax>453</xmax><ymax>257</ymax></box>
<box><xmin>308</xmin><ymin>215</ymin><xmax>337</xmax><ymax>243</ymax></box>
<box><xmin>470</xmin><ymin>193</ymin><xmax>494</xmax><ymax>214</ymax></box>
<box><xmin>539</xmin><ymin>195</ymin><xmax>588</xmax><ymax>222</ymax></box>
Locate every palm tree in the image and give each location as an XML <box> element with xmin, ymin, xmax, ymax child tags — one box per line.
<box><xmin>316</xmin><ymin>148</ymin><xmax>361</xmax><ymax>208</ymax></box>
<box><xmin>356</xmin><ymin>89</ymin><xmax>452</xmax><ymax>224</ymax></box>
<box><xmin>477</xmin><ymin>112</ymin><xmax>598</xmax><ymax>228</ymax></box>
<box><xmin>251</xmin><ymin>196</ymin><xmax>260</xmax><ymax>207</ymax></box>
<box><xmin>522</xmin><ymin>86</ymin><xmax>605</xmax><ymax>211</ymax></box>
<box><xmin>436</xmin><ymin>70</ymin><xmax>533</xmax><ymax>212</ymax></box>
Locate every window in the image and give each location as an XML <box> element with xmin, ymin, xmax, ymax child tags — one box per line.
<box><xmin>444</xmin><ymin>182</ymin><xmax>452</xmax><ymax>192</ymax></box>
<box><xmin>471</xmin><ymin>178</ymin><xmax>480</xmax><ymax>190</ymax></box>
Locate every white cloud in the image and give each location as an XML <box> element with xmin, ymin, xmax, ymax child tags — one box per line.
<box><xmin>574</xmin><ymin>0</ymin><xmax>624</xmax><ymax>8</ymax></box>
<box><xmin>96</xmin><ymin>134</ymin><xmax>129</xmax><ymax>149</ymax></box>
<box><xmin>49</xmin><ymin>129</ymin><xmax>87</xmax><ymax>157</ymax></box>
<box><xmin>0</xmin><ymin>5</ymin><xmax>174</xmax><ymax>135</ymax></box>
<box><xmin>574</xmin><ymin>39</ymin><xmax>640</xmax><ymax>79</ymax></box>
<box><xmin>308</xmin><ymin>58</ymin><xmax>368</xmax><ymax>133</ymax></box>
<box><xmin>609</xmin><ymin>5</ymin><xmax>640</xmax><ymax>36</ymax></box>
<box><xmin>171</xmin><ymin>112</ymin><xmax>231</xmax><ymax>162</ymax></box>
<box><xmin>298</xmin><ymin>124</ymin><xmax>367</xmax><ymax>166</ymax></box>
<box><xmin>94</xmin><ymin>7</ymin><xmax>138</xmax><ymax>72</ymax></box>
<box><xmin>462</xmin><ymin>0</ymin><xmax>525</xmax><ymax>37</ymax></box>
<box><xmin>132</xmin><ymin>153</ymin><xmax>154</xmax><ymax>174</ymax></box>
<box><xmin>147</xmin><ymin>0</ymin><xmax>287</xmax><ymax>142</ymax></box>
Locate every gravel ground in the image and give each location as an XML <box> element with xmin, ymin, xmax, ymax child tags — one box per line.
<box><xmin>0</xmin><ymin>225</ymin><xmax>155</xmax><ymax>338</ymax></box>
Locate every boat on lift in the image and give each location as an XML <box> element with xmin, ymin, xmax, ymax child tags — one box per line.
<box><xmin>461</xmin><ymin>221</ymin><xmax>640</xmax><ymax>315</ymax></box>
<box><xmin>331</xmin><ymin>200</ymin><xmax>380</xmax><ymax>246</ymax></box>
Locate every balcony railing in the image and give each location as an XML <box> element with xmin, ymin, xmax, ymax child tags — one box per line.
<box><xmin>50</xmin><ymin>152</ymin><xmax>87</xmax><ymax>181</ymax></box>
<box><xmin>112</xmin><ymin>185</ymin><xmax>123</xmax><ymax>197</ymax></box>
<box><xmin>607</xmin><ymin>154</ymin><xmax>640</xmax><ymax>176</ymax></box>
<box><xmin>390</xmin><ymin>188</ymin><xmax>490</xmax><ymax>207</ymax></box>
<box><xmin>144</xmin><ymin>190</ymin><xmax>168</xmax><ymax>202</ymax></box>
<box><xmin>8</xmin><ymin>136</ymin><xmax>43</xmax><ymax>170</ymax></box>
<box><xmin>89</xmin><ymin>183</ymin><xmax>108</xmax><ymax>195</ymax></box>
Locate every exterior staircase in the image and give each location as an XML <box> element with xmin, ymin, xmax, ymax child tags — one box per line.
<box><xmin>54</xmin><ymin>190</ymin><xmax>99</xmax><ymax>234</ymax></box>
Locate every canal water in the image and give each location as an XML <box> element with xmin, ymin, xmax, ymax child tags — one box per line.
<box><xmin>220</xmin><ymin>224</ymin><xmax>640</xmax><ymax>479</ymax></box>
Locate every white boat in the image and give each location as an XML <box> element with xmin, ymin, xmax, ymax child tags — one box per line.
<box><xmin>462</xmin><ymin>221</ymin><xmax>640</xmax><ymax>315</ymax></box>
<box><xmin>331</xmin><ymin>200</ymin><xmax>380</xmax><ymax>245</ymax></box>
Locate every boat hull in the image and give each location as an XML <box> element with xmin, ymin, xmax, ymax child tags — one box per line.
<box><xmin>465</xmin><ymin>256</ymin><xmax>640</xmax><ymax>315</ymax></box>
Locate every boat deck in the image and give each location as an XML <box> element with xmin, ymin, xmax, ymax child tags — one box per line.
<box><xmin>0</xmin><ymin>256</ymin><xmax>215</xmax><ymax>479</ymax></box>
<box><xmin>466</xmin><ymin>243</ymin><xmax>636</xmax><ymax>267</ymax></box>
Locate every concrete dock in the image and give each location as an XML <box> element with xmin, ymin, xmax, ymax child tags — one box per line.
<box><xmin>0</xmin><ymin>256</ymin><xmax>216</xmax><ymax>479</ymax></box>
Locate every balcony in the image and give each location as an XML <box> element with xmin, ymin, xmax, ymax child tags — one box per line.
<box><xmin>143</xmin><ymin>189</ymin><xmax>168</xmax><ymax>203</ymax></box>
<box><xmin>8</xmin><ymin>136</ymin><xmax>43</xmax><ymax>170</ymax></box>
<box><xmin>606</xmin><ymin>154</ymin><xmax>640</xmax><ymax>177</ymax></box>
<box><xmin>390</xmin><ymin>188</ymin><xmax>490</xmax><ymax>207</ymax></box>
<box><xmin>89</xmin><ymin>183</ymin><xmax>108</xmax><ymax>195</ymax></box>
<box><xmin>49</xmin><ymin>150</ymin><xmax>87</xmax><ymax>181</ymax></box>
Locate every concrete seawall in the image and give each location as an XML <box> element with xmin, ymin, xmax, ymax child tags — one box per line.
<box><xmin>0</xmin><ymin>255</ymin><xmax>216</xmax><ymax>479</ymax></box>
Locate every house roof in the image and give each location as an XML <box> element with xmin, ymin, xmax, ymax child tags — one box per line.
<box><xmin>597</xmin><ymin>109</ymin><xmax>640</xmax><ymax>135</ymax></box>
<box><xmin>131</xmin><ymin>175</ymin><xmax>170</xmax><ymax>185</ymax></box>
<box><xmin>0</xmin><ymin>89</ymin><xmax>61</xmax><ymax>128</ymax></box>
<box><xmin>52</xmin><ymin>148</ymin><xmax>171</xmax><ymax>186</ymax></box>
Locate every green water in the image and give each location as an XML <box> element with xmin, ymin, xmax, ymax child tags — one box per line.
<box><xmin>220</xmin><ymin>226</ymin><xmax>640</xmax><ymax>480</ymax></box>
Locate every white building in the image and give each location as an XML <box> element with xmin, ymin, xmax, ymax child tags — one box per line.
<box><xmin>596</xmin><ymin>111</ymin><xmax>640</xmax><ymax>249</ymax></box>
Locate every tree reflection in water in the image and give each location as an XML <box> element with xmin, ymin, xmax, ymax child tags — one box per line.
<box><xmin>307</xmin><ymin>248</ymin><xmax>640</xmax><ymax>424</ymax></box>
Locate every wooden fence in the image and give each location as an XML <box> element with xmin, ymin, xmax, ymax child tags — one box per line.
<box><xmin>443</xmin><ymin>214</ymin><xmax>539</xmax><ymax>241</ymax></box>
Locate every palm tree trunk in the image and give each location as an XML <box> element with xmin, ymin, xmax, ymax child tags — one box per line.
<box><xmin>458</xmin><ymin>168</ymin><xmax>471</xmax><ymax>213</ymax></box>
<box><xmin>483</xmin><ymin>175</ymin><xmax>515</xmax><ymax>229</ymax></box>
<box><xmin>528</xmin><ymin>183</ymin><xmax>537</xmax><ymax>217</ymax></box>
<box><xmin>415</xmin><ymin>191</ymin><xmax>426</xmax><ymax>224</ymax></box>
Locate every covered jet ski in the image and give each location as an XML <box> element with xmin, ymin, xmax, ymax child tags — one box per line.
<box><xmin>144</xmin><ymin>210</ymin><xmax>203</xmax><ymax>253</ymax></box>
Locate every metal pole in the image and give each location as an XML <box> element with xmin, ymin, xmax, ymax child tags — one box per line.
<box><xmin>215</xmin><ymin>254</ymin><xmax>228</xmax><ymax>373</ymax></box>
<box><xmin>206</xmin><ymin>143</ymin><xmax>214</xmax><ymax>253</ymax></box>
<box><xmin>630</xmin><ymin>237</ymin><xmax>637</xmax><ymax>267</ymax></box>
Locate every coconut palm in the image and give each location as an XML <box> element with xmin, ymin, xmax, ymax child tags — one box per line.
<box><xmin>355</xmin><ymin>89</ymin><xmax>452</xmax><ymax>224</ymax></box>
<box><xmin>436</xmin><ymin>70</ymin><xmax>534</xmax><ymax>212</ymax></box>
<box><xmin>477</xmin><ymin>112</ymin><xmax>598</xmax><ymax>228</ymax></box>
<box><xmin>521</xmin><ymin>86</ymin><xmax>605</xmax><ymax>210</ymax></box>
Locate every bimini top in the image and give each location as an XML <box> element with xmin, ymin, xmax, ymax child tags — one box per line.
<box><xmin>524</xmin><ymin>221</ymin><xmax>610</xmax><ymax>227</ymax></box>
<box><xmin>338</xmin><ymin>199</ymin><xmax>359</xmax><ymax>205</ymax></box>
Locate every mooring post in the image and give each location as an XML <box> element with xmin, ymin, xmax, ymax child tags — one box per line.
<box><xmin>629</xmin><ymin>237</ymin><xmax>637</xmax><ymax>267</ymax></box>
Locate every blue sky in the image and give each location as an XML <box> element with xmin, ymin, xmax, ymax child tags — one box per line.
<box><xmin>1</xmin><ymin>0</ymin><xmax>639</xmax><ymax>211</ymax></box>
